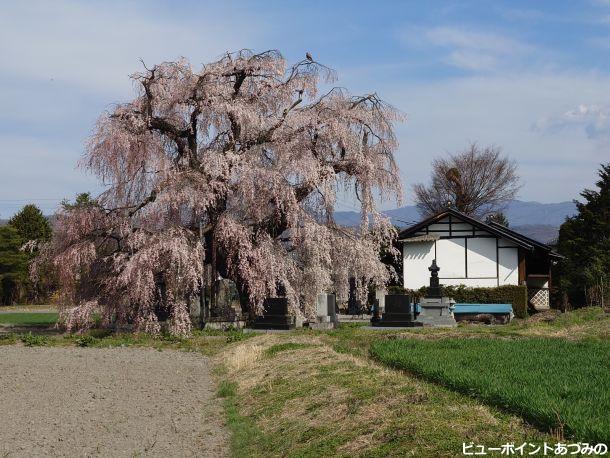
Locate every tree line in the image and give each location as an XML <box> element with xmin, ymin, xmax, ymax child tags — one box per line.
<box><xmin>2</xmin><ymin>159</ymin><xmax>607</xmax><ymax>312</ymax></box>
<box><xmin>0</xmin><ymin>204</ymin><xmax>51</xmax><ymax>304</ymax></box>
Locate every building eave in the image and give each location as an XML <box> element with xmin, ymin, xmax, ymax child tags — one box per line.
<box><xmin>397</xmin><ymin>208</ymin><xmax>536</xmax><ymax>252</ymax></box>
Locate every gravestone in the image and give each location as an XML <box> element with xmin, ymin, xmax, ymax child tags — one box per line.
<box><xmin>251</xmin><ymin>298</ymin><xmax>295</xmax><ymax>330</ymax></box>
<box><xmin>372</xmin><ymin>294</ymin><xmax>422</xmax><ymax>327</ymax></box>
<box><xmin>214</xmin><ymin>279</ymin><xmax>243</xmax><ymax>320</ymax></box>
<box><xmin>310</xmin><ymin>293</ymin><xmax>337</xmax><ymax>329</ymax></box>
<box><xmin>204</xmin><ymin>278</ymin><xmax>248</xmax><ymax>329</ymax></box>
<box><xmin>375</xmin><ymin>288</ymin><xmax>387</xmax><ymax>313</ymax></box>
<box><xmin>347</xmin><ymin>277</ymin><xmax>365</xmax><ymax>315</ymax></box>
<box><xmin>416</xmin><ymin>260</ymin><xmax>457</xmax><ymax>327</ymax></box>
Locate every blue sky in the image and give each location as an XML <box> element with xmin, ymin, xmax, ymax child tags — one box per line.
<box><xmin>2</xmin><ymin>0</ymin><xmax>610</xmax><ymax>217</ymax></box>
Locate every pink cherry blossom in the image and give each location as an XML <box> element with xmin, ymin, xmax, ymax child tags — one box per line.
<box><xmin>35</xmin><ymin>50</ymin><xmax>404</xmax><ymax>335</ymax></box>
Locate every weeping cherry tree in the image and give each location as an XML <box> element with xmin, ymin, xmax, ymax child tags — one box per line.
<box><xmin>35</xmin><ymin>50</ymin><xmax>404</xmax><ymax>335</ymax></box>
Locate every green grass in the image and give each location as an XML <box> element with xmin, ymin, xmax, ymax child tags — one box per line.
<box><xmin>216</xmin><ymin>336</ymin><xmax>550</xmax><ymax>457</ymax></box>
<box><xmin>265</xmin><ymin>342</ymin><xmax>316</xmax><ymax>357</ymax></box>
<box><xmin>217</xmin><ymin>380</ymin><xmax>265</xmax><ymax>457</ymax></box>
<box><xmin>0</xmin><ymin>312</ymin><xmax>58</xmax><ymax>327</ymax></box>
<box><xmin>0</xmin><ymin>327</ymin><xmax>248</xmax><ymax>356</ymax></box>
<box><xmin>370</xmin><ymin>337</ymin><xmax>610</xmax><ymax>443</ymax></box>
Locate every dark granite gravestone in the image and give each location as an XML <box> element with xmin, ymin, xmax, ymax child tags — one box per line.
<box><xmin>251</xmin><ymin>298</ymin><xmax>295</xmax><ymax>330</ymax></box>
<box><xmin>347</xmin><ymin>277</ymin><xmax>365</xmax><ymax>315</ymax></box>
<box><xmin>427</xmin><ymin>259</ymin><xmax>442</xmax><ymax>298</ymax></box>
<box><xmin>372</xmin><ymin>294</ymin><xmax>423</xmax><ymax>327</ymax></box>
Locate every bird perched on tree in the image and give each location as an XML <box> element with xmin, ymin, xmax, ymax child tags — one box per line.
<box><xmin>306</xmin><ymin>52</ymin><xmax>313</xmax><ymax>61</ymax></box>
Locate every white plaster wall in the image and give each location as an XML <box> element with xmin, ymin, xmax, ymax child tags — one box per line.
<box><xmin>467</xmin><ymin>238</ymin><xmax>497</xmax><ymax>278</ymax></box>
<box><xmin>440</xmin><ymin>278</ymin><xmax>499</xmax><ymax>287</ymax></box>
<box><xmin>402</xmin><ymin>233</ymin><xmax>523</xmax><ymax>289</ymax></box>
<box><xmin>452</xmin><ymin>222</ymin><xmax>474</xmax><ymax>233</ymax></box>
<box><xmin>436</xmin><ymin>238</ymin><xmax>466</xmax><ymax>278</ymax></box>
<box><xmin>428</xmin><ymin>223</ymin><xmax>447</xmax><ymax>232</ymax></box>
<box><xmin>403</xmin><ymin>242</ymin><xmax>435</xmax><ymax>290</ymax></box>
<box><xmin>498</xmin><ymin>247</ymin><xmax>519</xmax><ymax>285</ymax></box>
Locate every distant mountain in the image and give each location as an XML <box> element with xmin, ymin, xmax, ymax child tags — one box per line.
<box><xmin>510</xmin><ymin>224</ymin><xmax>559</xmax><ymax>244</ymax></box>
<box><xmin>0</xmin><ymin>201</ymin><xmax>574</xmax><ymax>244</ymax></box>
<box><xmin>503</xmin><ymin>200</ymin><xmax>577</xmax><ymax>227</ymax></box>
<box><xmin>334</xmin><ymin>200</ymin><xmax>577</xmax><ymax>244</ymax></box>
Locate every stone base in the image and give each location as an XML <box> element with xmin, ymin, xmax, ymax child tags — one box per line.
<box><xmin>373</xmin><ymin>294</ymin><xmax>421</xmax><ymax>327</ymax></box>
<box><xmin>373</xmin><ymin>312</ymin><xmax>423</xmax><ymax>327</ymax></box>
<box><xmin>307</xmin><ymin>314</ymin><xmax>336</xmax><ymax>329</ymax></box>
<box><xmin>251</xmin><ymin>316</ymin><xmax>295</xmax><ymax>330</ymax></box>
<box><xmin>416</xmin><ymin>297</ymin><xmax>457</xmax><ymax>327</ymax></box>
<box><xmin>372</xmin><ymin>320</ymin><xmax>423</xmax><ymax>327</ymax></box>
<box><xmin>337</xmin><ymin>314</ymin><xmax>371</xmax><ymax>323</ymax></box>
<box><xmin>204</xmin><ymin>319</ymin><xmax>247</xmax><ymax>330</ymax></box>
<box><xmin>308</xmin><ymin>322</ymin><xmax>335</xmax><ymax>330</ymax></box>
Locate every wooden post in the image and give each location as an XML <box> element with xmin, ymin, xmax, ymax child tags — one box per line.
<box><xmin>518</xmin><ymin>249</ymin><xmax>526</xmax><ymax>285</ymax></box>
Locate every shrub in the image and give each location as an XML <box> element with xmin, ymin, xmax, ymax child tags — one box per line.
<box><xmin>386</xmin><ymin>285</ymin><xmax>407</xmax><ymax>295</ymax></box>
<box><xmin>20</xmin><ymin>332</ymin><xmax>47</xmax><ymax>347</ymax></box>
<box><xmin>75</xmin><ymin>335</ymin><xmax>98</xmax><ymax>347</ymax></box>
<box><xmin>409</xmin><ymin>284</ymin><xmax>529</xmax><ymax>318</ymax></box>
<box><xmin>226</xmin><ymin>330</ymin><xmax>249</xmax><ymax>343</ymax></box>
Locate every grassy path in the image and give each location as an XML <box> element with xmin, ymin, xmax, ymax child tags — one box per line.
<box><xmin>215</xmin><ymin>334</ymin><xmax>551</xmax><ymax>457</ymax></box>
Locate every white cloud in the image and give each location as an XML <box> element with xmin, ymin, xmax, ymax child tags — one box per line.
<box><xmin>0</xmin><ymin>1</ymin><xmax>266</xmax><ymax>96</ymax></box>
<box><xmin>400</xmin><ymin>26</ymin><xmax>535</xmax><ymax>72</ymax></box>
<box><xmin>534</xmin><ymin>104</ymin><xmax>610</xmax><ymax>141</ymax></box>
<box><xmin>0</xmin><ymin>0</ymin><xmax>271</xmax><ymax>217</ymax></box>
<box><xmin>374</xmin><ymin>72</ymin><xmax>610</xmax><ymax>204</ymax></box>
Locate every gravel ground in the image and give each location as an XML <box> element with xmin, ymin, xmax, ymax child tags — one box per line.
<box><xmin>0</xmin><ymin>346</ymin><xmax>228</xmax><ymax>457</ymax></box>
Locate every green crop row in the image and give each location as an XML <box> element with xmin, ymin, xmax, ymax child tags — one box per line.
<box><xmin>371</xmin><ymin>337</ymin><xmax>610</xmax><ymax>443</ymax></box>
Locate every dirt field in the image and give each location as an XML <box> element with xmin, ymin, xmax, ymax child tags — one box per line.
<box><xmin>0</xmin><ymin>346</ymin><xmax>227</xmax><ymax>457</ymax></box>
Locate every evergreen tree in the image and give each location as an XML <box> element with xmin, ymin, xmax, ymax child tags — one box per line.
<box><xmin>5</xmin><ymin>204</ymin><xmax>53</xmax><ymax>304</ymax></box>
<box><xmin>0</xmin><ymin>226</ymin><xmax>29</xmax><ymax>305</ymax></box>
<box><xmin>485</xmin><ymin>212</ymin><xmax>509</xmax><ymax>227</ymax></box>
<box><xmin>60</xmin><ymin>192</ymin><xmax>97</xmax><ymax>211</ymax></box>
<box><xmin>8</xmin><ymin>204</ymin><xmax>51</xmax><ymax>242</ymax></box>
<box><xmin>557</xmin><ymin>163</ymin><xmax>610</xmax><ymax>307</ymax></box>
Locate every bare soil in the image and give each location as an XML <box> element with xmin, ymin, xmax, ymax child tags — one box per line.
<box><xmin>0</xmin><ymin>346</ymin><xmax>227</xmax><ymax>457</ymax></box>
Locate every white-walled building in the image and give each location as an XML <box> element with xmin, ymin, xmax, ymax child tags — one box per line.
<box><xmin>398</xmin><ymin>208</ymin><xmax>562</xmax><ymax>310</ymax></box>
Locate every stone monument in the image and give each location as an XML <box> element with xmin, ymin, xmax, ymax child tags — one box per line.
<box><xmin>372</xmin><ymin>294</ymin><xmax>422</xmax><ymax>327</ymax></box>
<box><xmin>416</xmin><ymin>260</ymin><xmax>457</xmax><ymax>327</ymax></box>
<box><xmin>309</xmin><ymin>293</ymin><xmax>338</xmax><ymax>329</ymax></box>
<box><xmin>347</xmin><ymin>277</ymin><xmax>365</xmax><ymax>315</ymax></box>
<box><xmin>251</xmin><ymin>298</ymin><xmax>295</xmax><ymax>330</ymax></box>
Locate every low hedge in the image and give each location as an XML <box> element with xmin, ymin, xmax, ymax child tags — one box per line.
<box><xmin>407</xmin><ymin>284</ymin><xmax>529</xmax><ymax>318</ymax></box>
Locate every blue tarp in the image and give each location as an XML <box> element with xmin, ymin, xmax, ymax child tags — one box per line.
<box><xmin>414</xmin><ymin>303</ymin><xmax>513</xmax><ymax>314</ymax></box>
